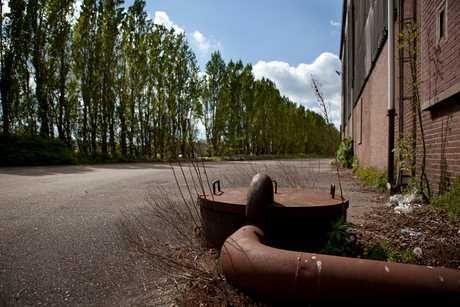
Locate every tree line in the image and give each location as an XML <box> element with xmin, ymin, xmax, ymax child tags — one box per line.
<box><xmin>1</xmin><ymin>0</ymin><xmax>339</xmax><ymax>159</ymax></box>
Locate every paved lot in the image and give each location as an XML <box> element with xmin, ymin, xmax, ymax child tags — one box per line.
<box><xmin>0</xmin><ymin>160</ymin><xmax>383</xmax><ymax>306</ymax></box>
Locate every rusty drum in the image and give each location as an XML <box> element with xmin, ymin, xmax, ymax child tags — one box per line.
<box><xmin>198</xmin><ymin>176</ymin><xmax>349</xmax><ymax>252</ymax></box>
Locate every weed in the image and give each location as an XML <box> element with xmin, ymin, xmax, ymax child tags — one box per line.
<box><xmin>220</xmin><ymin>159</ymin><xmax>324</xmax><ymax>190</ymax></box>
<box><xmin>320</xmin><ymin>216</ymin><xmax>355</xmax><ymax>257</ymax></box>
<box><xmin>429</xmin><ymin>177</ymin><xmax>460</xmax><ymax>220</ymax></box>
<box><xmin>397</xmin><ymin>20</ymin><xmax>431</xmax><ymax>200</ymax></box>
<box><xmin>354</xmin><ymin>166</ymin><xmax>388</xmax><ymax>192</ymax></box>
<box><xmin>357</xmin><ymin>240</ymin><xmax>420</xmax><ymax>265</ymax></box>
<box><xmin>336</xmin><ymin>136</ymin><xmax>353</xmax><ymax>168</ymax></box>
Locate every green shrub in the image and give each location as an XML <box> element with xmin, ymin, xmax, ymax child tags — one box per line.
<box><xmin>354</xmin><ymin>166</ymin><xmax>387</xmax><ymax>192</ymax></box>
<box><xmin>336</xmin><ymin>136</ymin><xmax>353</xmax><ymax>167</ymax></box>
<box><xmin>430</xmin><ymin>178</ymin><xmax>460</xmax><ymax>220</ymax></box>
<box><xmin>0</xmin><ymin>133</ymin><xmax>77</xmax><ymax>166</ymax></box>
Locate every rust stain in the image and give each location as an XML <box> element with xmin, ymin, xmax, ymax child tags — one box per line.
<box><xmin>199</xmin><ymin>187</ymin><xmax>349</xmax><ymax>217</ymax></box>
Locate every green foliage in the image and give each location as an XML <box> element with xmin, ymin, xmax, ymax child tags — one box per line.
<box><xmin>398</xmin><ymin>20</ymin><xmax>431</xmax><ymax>200</ymax></box>
<box><xmin>320</xmin><ymin>216</ymin><xmax>354</xmax><ymax>256</ymax></box>
<box><xmin>336</xmin><ymin>136</ymin><xmax>353</xmax><ymax>167</ymax></box>
<box><xmin>394</xmin><ymin>131</ymin><xmax>419</xmax><ymax>189</ymax></box>
<box><xmin>351</xmin><ymin>155</ymin><xmax>359</xmax><ymax>168</ymax></box>
<box><xmin>0</xmin><ymin>133</ymin><xmax>77</xmax><ymax>166</ymax></box>
<box><xmin>354</xmin><ymin>166</ymin><xmax>388</xmax><ymax>192</ymax></box>
<box><xmin>430</xmin><ymin>177</ymin><xmax>460</xmax><ymax>220</ymax></box>
<box><xmin>359</xmin><ymin>240</ymin><xmax>420</xmax><ymax>265</ymax></box>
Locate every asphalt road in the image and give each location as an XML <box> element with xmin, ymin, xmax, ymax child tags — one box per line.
<box><xmin>0</xmin><ymin>159</ymin><xmax>380</xmax><ymax>306</ymax></box>
<box><xmin>0</xmin><ymin>162</ymin><xmax>219</xmax><ymax>306</ymax></box>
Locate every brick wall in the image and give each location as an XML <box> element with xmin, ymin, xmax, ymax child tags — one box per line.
<box><xmin>342</xmin><ymin>0</ymin><xmax>460</xmax><ymax>195</ymax></box>
<box><xmin>421</xmin><ymin>1</ymin><xmax>460</xmax><ymax>103</ymax></box>
<box><xmin>420</xmin><ymin>1</ymin><xmax>460</xmax><ymax>195</ymax></box>
<box><xmin>353</xmin><ymin>40</ymin><xmax>389</xmax><ymax>171</ymax></box>
<box><xmin>423</xmin><ymin>102</ymin><xmax>460</xmax><ymax>195</ymax></box>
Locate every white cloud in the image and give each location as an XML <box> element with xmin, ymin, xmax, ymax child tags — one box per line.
<box><xmin>330</xmin><ymin>20</ymin><xmax>340</xmax><ymax>27</ymax></box>
<box><xmin>189</xmin><ymin>30</ymin><xmax>222</xmax><ymax>61</ymax></box>
<box><xmin>154</xmin><ymin>11</ymin><xmax>184</xmax><ymax>33</ymax></box>
<box><xmin>253</xmin><ymin>52</ymin><xmax>342</xmax><ymax>128</ymax></box>
<box><xmin>330</xmin><ymin>21</ymin><xmax>340</xmax><ymax>35</ymax></box>
<box><xmin>191</xmin><ymin>31</ymin><xmax>211</xmax><ymax>53</ymax></box>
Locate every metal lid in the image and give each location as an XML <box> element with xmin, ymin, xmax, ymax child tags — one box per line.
<box><xmin>199</xmin><ymin>187</ymin><xmax>349</xmax><ymax>217</ymax></box>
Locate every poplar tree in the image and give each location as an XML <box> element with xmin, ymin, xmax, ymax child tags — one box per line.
<box><xmin>1</xmin><ymin>0</ymin><xmax>27</xmax><ymax>133</ymax></box>
<box><xmin>72</xmin><ymin>0</ymin><xmax>101</xmax><ymax>152</ymax></box>
<box><xmin>47</xmin><ymin>0</ymin><xmax>75</xmax><ymax>146</ymax></box>
<box><xmin>204</xmin><ymin>51</ymin><xmax>228</xmax><ymax>156</ymax></box>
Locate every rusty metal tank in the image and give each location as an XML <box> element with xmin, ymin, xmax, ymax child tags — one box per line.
<box><xmin>198</xmin><ymin>174</ymin><xmax>349</xmax><ymax>252</ymax></box>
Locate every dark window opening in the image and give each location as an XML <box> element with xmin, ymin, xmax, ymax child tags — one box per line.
<box><xmin>440</xmin><ymin>9</ymin><xmax>445</xmax><ymax>38</ymax></box>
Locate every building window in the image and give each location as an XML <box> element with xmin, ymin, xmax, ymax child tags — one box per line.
<box><xmin>437</xmin><ymin>1</ymin><xmax>447</xmax><ymax>45</ymax></box>
<box><xmin>440</xmin><ymin>9</ymin><xmax>445</xmax><ymax>37</ymax></box>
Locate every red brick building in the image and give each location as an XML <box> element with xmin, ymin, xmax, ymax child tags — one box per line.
<box><xmin>340</xmin><ymin>0</ymin><xmax>460</xmax><ymax>195</ymax></box>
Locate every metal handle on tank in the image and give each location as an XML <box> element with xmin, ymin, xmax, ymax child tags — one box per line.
<box><xmin>213</xmin><ymin>180</ymin><xmax>221</xmax><ymax>195</ymax></box>
<box><xmin>272</xmin><ymin>180</ymin><xmax>277</xmax><ymax>193</ymax></box>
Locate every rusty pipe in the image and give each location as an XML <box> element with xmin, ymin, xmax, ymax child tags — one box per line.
<box><xmin>246</xmin><ymin>174</ymin><xmax>274</xmax><ymax>219</ymax></box>
<box><xmin>221</xmin><ymin>225</ymin><xmax>460</xmax><ymax>305</ymax></box>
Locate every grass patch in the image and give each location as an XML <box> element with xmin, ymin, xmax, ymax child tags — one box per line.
<box><xmin>429</xmin><ymin>177</ymin><xmax>460</xmax><ymax>220</ymax></box>
<box><xmin>353</xmin><ymin>166</ymin><xmax>387</xmax><ymax>192</ymax></box>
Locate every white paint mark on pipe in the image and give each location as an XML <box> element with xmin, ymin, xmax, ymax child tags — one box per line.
<box><xmin>385</xmin><ymin>266</ymin><xmax>390</xmax><ymax>273</ymax></box>
<box><xmin>317</xmin><ymin>260</ymin><xmax>322</xmax><ymax>275</ymax></box>
<box><xmin>439</xmin><ymin>276</ymin><xmax>444</xmax><ymax>282</ymax></box>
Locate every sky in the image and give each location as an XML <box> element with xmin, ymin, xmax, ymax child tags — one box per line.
<box><xmin>123</xmin><ymin>0</ymin><xmax>344</xmax><ymax>129</ymax></box>
<box><xmin>2</xmin><ymin>0</ymin><xmax>344</xmax><ymax>129</ymax></box>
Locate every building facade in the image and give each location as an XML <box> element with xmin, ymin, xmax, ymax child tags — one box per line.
<box><xmin>340</xmin><ymin>0</ymin><xmax>460</xmax><ymax>195</ymax></box>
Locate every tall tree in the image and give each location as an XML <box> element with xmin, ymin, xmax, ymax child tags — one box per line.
<box><xmin>72</xmin><ymin>0</ymin><xmax>101</xmax><ymax>152</ymax></box>
<box><xmin>47</xmin><ymin>0</ymin><xmax>75</xmax><ymax>145</ymax></box>
<box><xmin>99</xmin><ymin>0</ymin><xmax>124</xmax><ymax>153</ymax></box>
<box><xmin>27</xmin><ymin>0</ymin><xmax>53</xmax><ymax>137</ymax></box>
<box><xmin>122</xmin><ymin>0</ymin><xmax>147</xmax><ymax>155</ymax></box>
<box><xmin>204</xmin><ymin>51</ymin><xmax>228</xmax><ymax>156</ymax></box>
<box><xmin>1</xmin><ymin>0</ymin><xmax>27</xmax><ymax>133</ymax></box>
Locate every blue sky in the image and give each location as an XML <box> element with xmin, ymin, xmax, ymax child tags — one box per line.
<box><xmin>123</xmin><ymin>0</ymin><xmax>344</xmax><ymax>128</ymax></box>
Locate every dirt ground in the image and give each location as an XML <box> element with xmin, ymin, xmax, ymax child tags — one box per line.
<box><xmin>340</xmin><ymin>166</ymin><xmax>460</xmax><ymax>269</ymax></box>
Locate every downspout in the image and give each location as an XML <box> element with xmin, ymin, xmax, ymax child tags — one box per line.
<box><xmin>397</xmin><ymin>0</ymin><xmax>405</xmax><ymax>186</ymax></box>
<box><xmin>349</xmin><ymin>0</ymin><xmax>354</xmax><ymax>155</ymax></box>
<box><xmin>387</xmin><ymin>0</ymin><xmax>396</xmax><ymax>191</ymax></box>
<box><xmin>221</xmin><ymin>224</ymin><xmax>460</xmax><ymax>305</ymax></box>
